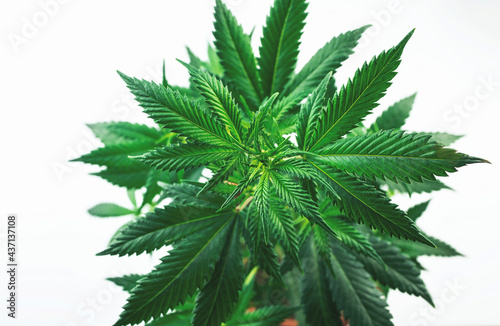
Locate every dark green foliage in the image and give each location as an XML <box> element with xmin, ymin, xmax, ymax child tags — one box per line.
<box><xmin>329</xmin><ymin>240</ymin><xmax>393</xmax><ymax>326</ymax></box>
<box><xmin>76</xmin><ymin>1</ymin><xmax>485</xmax><ymax>325</ymax></box>
<box><xmin>258</xmin><ymin>0</ymin><xmax>308</xmax><ymax>96</ymax></box>
<box><xmin>354</xmin><ymin>236</ymin><xmax>434</xmax><ymax>305</ymax></box>
<box><xmin>300</xmin><ymin>236</ymin><xmax>342</xmax><ymax>326</ymax></box>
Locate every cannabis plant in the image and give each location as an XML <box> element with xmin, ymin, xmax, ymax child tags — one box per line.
<box><xmin>75</xmin><ymin>0</ymin><xmax>487</xmax><ymax>325</ymax></box>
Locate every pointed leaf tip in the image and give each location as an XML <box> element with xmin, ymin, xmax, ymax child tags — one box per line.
<box><xmin>116</xmin><ymin>70</ymin><xmax>133</xmax><ymax>84</ymax></box>
<box><xmin>176</xmin><ymin>58</ymin><xmax>192</xmax><ymax>71</ymax></box>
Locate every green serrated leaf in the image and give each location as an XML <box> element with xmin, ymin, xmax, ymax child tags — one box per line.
<box><xmin>296</xmin><ymin>72</ymin><xmax>333</xmax><ymax>150</ymax></box>
<box><xmin>246</xmin><ymin>93</ymin><xmax>279</xmax><ymax>149</ymax></box>
<box><xmin>389</xmin><ymin>235</ymin><xmax>462</xmax><ymax>258</ymax></box>
<box><xmin>329</xmin><ymin>239</ymin><xmax>393</xmax><ymax>326</ymax></box>
<box><xmin>309</xmin><ymin>30</ymin><xmax>415</xmax><ymax>151</ymax></box>
<box><xmin>369</xmin><ymin>93</ymin><xmax>416</xmax><ymax>132</ymax></box>
<box><xmin>322</xmin><ymin>213</ymin><xmax>383</xmax><ymax>265</ymax></box>
<box><xmin>258</xmin><ymin>0</ymin><xmax>308</xmax><ymax>96</ymax></box>
<box><xmin>354</xmin><ymin>236</ymin><xmax>434</xmax><ymax>306</ymax></box>
<box><xmin>92</xmin><ymin>166</ymin><xmax>150</xmax><ymax>189</ymax></box>
<box><xmin>243</xmin><ymin>206</ymin><xmax>285</xmax><ymax>287</ymax></box>
<box><xmin>282</xmin><ymin>25</ymin><xmax>368</xmax><ymax>103</ymax></box>
<box><xmin>309</xmin><ymin>161</ymin><xmax>433</xmax><ymax>246</ymax></box>
<box><xmin>268</xmin><ymin>169</ymin><xmax>336</xmax><ymax>238</ymax></box>
<box><xmin>73</xmin><ymin>141</ymin><xmax>155</xmax><ymax>169</ymax></box>
<box><xmin>423</xmin><ymin>132</ymin><xmax>463</xmax><ymax>146</ymax></box>
<box><xmin>192</xmin><ymin>219</ymin><xmax>243</xmax><ymax>326</ymax></box>
<box><xmin>136</xmin><ymin>143</ymin><xmax>239</xmax><ymax>173</ymax></box>
<box><xmin>213</xmin><ymin>0</ymin><xmax>263</xmax><ymax>109</ymax></box>
<box><xmin>118</xmin><ymin>71</ymin><xmax>235</xmax><ymax>147</ymax></box>
<box><xmin>407</xmin><ymin>200</ymin><xmax>431</xmax><ymax>222</ymax></box>
<box><xmin>254</xmin><ymin>169</ymin><xmax>272</xmax><ymax>244</ymax></box>
<box><xmin>180</xmin><ymin>60</ymin><xmax>245</xmax><ymax>143</ymax></box>
<box><xmin>199</xmin><ymin>153</ymin><xmax>243</xmax><ymax>195</ymax></box>
<box><xmin>268</xmin><ymin>198</ymin><xmax>301</xmax><ymax>271</ymax></box>
<box><xmin>317</xmin><ymin>130</ymin><xmax>486</xmax><ymax>183</ymax></box>
<box><xmin>97</xmin><ymin>206</ymin><xmax>231</xmax><ymax>256</ymax></box>
<box><xmin>383</xmin><ymin>178</ymin><xmax>451</xmax><ymax>195</ymax></box>
<box><xmin>88</xmin><ymin>122</ymin><xmax>164</xmax><ymax>145</ymax></box>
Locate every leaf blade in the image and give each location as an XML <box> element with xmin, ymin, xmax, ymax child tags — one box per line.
<box><xmin>213</xmin><ymin>0</ymin><xmax>263</xmax><ymax>109</ymax></box>
<box><xmin>258</xmin><ymin>0</ymin><xmax>308</xmax><ymax>95</ymax></box>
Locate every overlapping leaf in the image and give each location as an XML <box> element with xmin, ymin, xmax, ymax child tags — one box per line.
<box><xmin>329</xmin><ymin>240</ymin><xmax>393</xmax><ymax>326</ymax></box>
<box><xmin>92</xmin><ymin>165</ymin><xmax>150</xmax><ymax>189</ymax></box>
<box><xmin>369</xmin><ymin>94</ymin><xmax>415</xmax><ymax>132</ymax></box>
<box><xmin>296</xmin><ymin>72</ymin><xmax>333</xmax><ymax>150</ymax></box>
<box><xmin>383</xmin><ymin>178</ymin><xmax>451</xmax><ymax>195</ymax></box>
<box><xmin>389</xmin><ymin>235</ymin><xmax>462</xmax><ymax>258</ymax></box>
<box><xmin>88</xmin><ymin>122</ymin><xmax>164</xmax><ymax>145</ymax></box>
<box><xmin>73</xmin><ymin>141</ymin><xmax>155</xmax><ymax>168</ymax></box>
<box><xmin>309</xmin><ymin>30</ymin><xmax>414</xmax><ymax>151</ymax></box>
<box><xmin>181</xmin><ymin>61</ymin><xmax>245</xmax><ymax>142</ymax></box>
<box><xmin>254</xmin><ymin>170</ymin><xmax>272</xmax><ymax>243</ymax></box>
<box><xmin>282</xmin><ymin>25</ymin><xmax>368</xmax><ymax>101</ymax></box>
<box><xmin>322</xmin><ymin>213</ymin><xmax>382</xmax><ymax>264</ymax></box>
<box><xmin>301</xmin><ymin>236</ymin><xmax>342</xmax><ymax>326</ymax></box>
<box><xmin>192</xmin><ymin>220</ymin><xmax>243</xmax><ymax>326</ymax></box>
<box><xmin>199</xmin><ymin>153</ymin><xmax>243</xmax><ymax>195</ymax></box>
<box><xmin>108</xmin><ymin>274</ymin><xmax>144</xmax><ymax>293</ymax></box>
<box><xmin>119</xmin><ymin>72</ymin><xmax>234</xmax><ymax>147</ymax></box>
<box><xmin>268</xmin><ymin>198</ymin><xmax>301</xmax><ymax>270</ymax></box>
<box><xmin>268</xmin><ymin>170</ymin><xmax>336</xmax><ymax>237</ymax></box>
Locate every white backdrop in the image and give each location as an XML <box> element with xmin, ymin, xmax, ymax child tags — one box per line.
<box><xmin>1</xmin><ymin>0</ymin><xmax>499</xmax><ymax>325</ymax></box>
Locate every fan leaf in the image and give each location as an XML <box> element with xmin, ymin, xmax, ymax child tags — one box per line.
<box><xmin>354</xmin><ymin>236</ymin><xmax>434</xmax><ymax>305</ymax></box>
<box><xmin>97</xmin><ymin>206</ymin><xmax>231</xmax><ymax>257</ymax></box>
<box><xmin>113</xmin><ymin>213</ymin><xmax>236</xmax><ymax>326</ymax></box>
<box><xmin>308</xmin><ymin>161</ymin><xmax>433</xmax><ymax>246</ymax></box>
